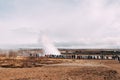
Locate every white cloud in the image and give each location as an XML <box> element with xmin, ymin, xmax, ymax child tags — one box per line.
<box><xmin>0</xmin><ymin>0</ymin><xmax>120</xmax><ymax>48</ymax></box>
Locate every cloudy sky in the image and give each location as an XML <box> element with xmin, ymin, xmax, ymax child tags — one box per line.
<box><xmin>0</xmin><ymin>0</ymin><xmax>120</xmax><ymax>49</ymax></box>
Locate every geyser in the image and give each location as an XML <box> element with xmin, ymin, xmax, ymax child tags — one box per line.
<box><xmin>41</xmin><ymin>34</ymin><xmax>61</xmax><ymax>55</ymax></box>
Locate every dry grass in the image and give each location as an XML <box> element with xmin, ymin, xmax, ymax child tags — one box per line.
<box><xmin>0</xmin><ymin>58</ymin><xmax>120</xmax><ymax>80</ymax></box>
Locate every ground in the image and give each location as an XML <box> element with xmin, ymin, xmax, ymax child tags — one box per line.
<box><xmin>0</xmin><ymin>59</ymin><xmax>120</xmax><ymax>80</ymax></box>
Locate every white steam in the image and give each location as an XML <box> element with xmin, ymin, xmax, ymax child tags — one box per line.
<box><xmin>41</xmin><ymin>34</ymin><xmax>61</xmax><ymax>55</ymax></box>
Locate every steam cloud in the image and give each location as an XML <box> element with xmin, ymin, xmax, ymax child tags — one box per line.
<box><xmin>41</xmin><ymin>34</ymin><xmax>61</xmax><ymax>55</ymax></box>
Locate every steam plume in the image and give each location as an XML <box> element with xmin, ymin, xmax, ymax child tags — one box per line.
<box><xmin>41</xmin><ymin>34</ymin><xmax>61</xmax><ymax>55</ymax></box>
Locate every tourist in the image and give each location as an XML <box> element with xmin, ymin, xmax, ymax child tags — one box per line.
<box><xmin>118</xmin><ymin>56</ymin><xmax>120</xmax><ymax>63</ymax></box>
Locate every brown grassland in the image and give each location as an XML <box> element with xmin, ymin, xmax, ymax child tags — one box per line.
<box><xmin>0</xmin><ymin>58</ymin><xmax>120</xmax><ymax>80</ymax></box>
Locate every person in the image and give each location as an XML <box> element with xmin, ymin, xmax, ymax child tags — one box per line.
<box><xmin>118</xmin><ymin>56</ymin><xmax>120</xmax><ymax>63</ymax></box>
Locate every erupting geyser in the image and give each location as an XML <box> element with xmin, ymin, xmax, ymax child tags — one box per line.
<box><xmin>41</xmin><ymin>34</ymin><xmax>61</xmax><ymax>56</ymax></box>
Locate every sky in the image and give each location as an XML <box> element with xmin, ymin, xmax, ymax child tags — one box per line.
<box><xmin>0</xmin><ymin>0</ymin><xmax>120</xmax><ymax>49</ymax></box>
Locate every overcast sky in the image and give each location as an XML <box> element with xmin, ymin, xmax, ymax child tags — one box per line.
<box><xmin>0</xmin><ymin>0</ymin><xmax>120</xmax><ymax>48</ymax></box>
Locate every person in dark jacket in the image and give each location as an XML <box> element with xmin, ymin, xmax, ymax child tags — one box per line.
<box><xmin>118</xmin><ymin>56</ymin><xmax>120</xmax><ymax>63</ymax></box>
